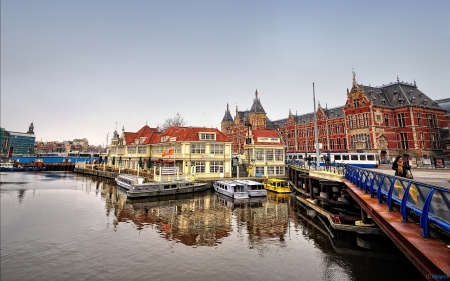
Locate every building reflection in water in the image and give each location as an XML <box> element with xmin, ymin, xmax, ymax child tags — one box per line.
<box><xmin>100</xmin><ymin>182</ymin><xmax>294</xmax><ymax>248</ymax></box>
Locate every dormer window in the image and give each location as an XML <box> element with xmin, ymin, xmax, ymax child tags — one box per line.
<box><xmin>422</xmin><ymin>100</ymin><xmax>427</xmax><ymax>105</ymax></box>
<box><xmin>199</xmin><ymin>132</ymin><xmax>216</xmax><ymax>140</ymax></box>
<box><xmin>398</xmin><ymin>98</ymin><xmax>403</xmax><ymax>105</ymax></box>
<box><xmin>408</xmin><ymin>90</ymin><xmax>413</xmax><ymax>94</ymax></box>
<box><xmin>382</xmin><ymin>99</ymin><xmax>386</xmax><ymax>105</ymax></box>
<box><xmin>161</xmin><ymin>136</ymin><xmax>167</xmax><ymax>142</ymax></box>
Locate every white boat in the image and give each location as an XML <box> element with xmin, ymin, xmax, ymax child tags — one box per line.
<box><xmin>233</xmin><ymin>180</ymin><xmax>267</xmax><ymax>197</ymax></box>
<box><xmin>213</xmin><ymin>180</ymin><xmax>249</xmax><ymax>199</ymax></box>
<box><xmin>0</xmin><ymin>162</ymin><xmax>15</xmax><ymax>171</ymax></box>
<box><xmin>115</xmin><ymin>174</ymin><xmax>208</xmax><ymax>198</ymax></box>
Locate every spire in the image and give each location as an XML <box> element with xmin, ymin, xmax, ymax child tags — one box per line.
<box><xmin>255</xmin><ymin>89</ymin><xmax>258</xmax><ymax>100</ymax></box>
<box><xmin>352</xmin><ymin>69</ymin><xmax>357</xmax><ymax>86</ymax></box>
<box><xmin>221</xmin><ymin>103</ymin><xmax>233</xmax><ymax>122</ymax></box>
<box><xmin>397</xmin><ymin>75</ymin><xmax>399</xmax><ymax>82</ymax></box>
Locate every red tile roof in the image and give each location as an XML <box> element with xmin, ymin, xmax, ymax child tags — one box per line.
<box><xmin>123</xmin><ymin>125</ymin><xmax>161</xmax><ymax>145</ymax></box>
<box><xmin>161</xmin><ymin>127</ymin><xmax>231</xmax><ymax>142</ymax></box>
<box><xmin>251</xmin><ymin>129</ymin><xmax>283</xmax><ymax>145</ymax></box>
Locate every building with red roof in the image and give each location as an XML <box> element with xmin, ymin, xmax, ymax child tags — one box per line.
<box><xmin>107</xmin><ymin>125</ymin><xmax>233</xmax><ymax>179</ymax></box>
<box><xmin>243</xmin><ymin>128</ymin><xmax>285</xmax><ymax>177</ymax></box>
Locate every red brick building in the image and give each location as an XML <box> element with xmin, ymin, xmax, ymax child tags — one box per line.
<box><xmin>221</xmin><ymin>74</ymin><xmax>449</xmax><ymax>162</ymax></box>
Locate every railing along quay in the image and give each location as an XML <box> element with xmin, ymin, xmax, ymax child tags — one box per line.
<box><xmin>343</xmin><ymin>165</ymin><xmax>450</xmax><ymax>278</ymax></box>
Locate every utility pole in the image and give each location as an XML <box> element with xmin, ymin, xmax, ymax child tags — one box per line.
<box><xmin>313</xmin><ymin>83</ymin><xmax>320</xmax><ymax>170</ymax></box>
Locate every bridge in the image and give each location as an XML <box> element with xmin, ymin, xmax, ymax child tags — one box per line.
<box><xmin>287</xmin><ymin>164</ymin><xmax>450</xmax><ymax>279</ymax></box>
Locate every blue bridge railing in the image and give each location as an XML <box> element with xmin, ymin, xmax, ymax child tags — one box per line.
<box><xmin>344</xmin><ymin>165</ymin><xmax>450</xmax><ymax>238</ymax></box>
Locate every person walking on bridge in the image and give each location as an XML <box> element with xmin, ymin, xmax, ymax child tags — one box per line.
<box><xmin>392</xmin><ymin>156</ymin><xmax>411</xmax><ymax>178</ymax></box>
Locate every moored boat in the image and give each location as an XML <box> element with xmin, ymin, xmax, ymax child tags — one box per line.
<box><xmin>263</xmin><ymin>178</ymin><xmax>291</xmax><ymax>193</ymax></box>
<box><xmin>115</xmin><ymin>174</ymin><xmax>208</xmax><ymax>198</ymax></box>
<box><xmin>233</xmin><ymin>180</ymin><xmax>267</xmax><ymax>197</ymax></box>
<box><xmin>213</xmin><ymin>180</ymin><xmax>249</xmax><ymax>199</ymax></box>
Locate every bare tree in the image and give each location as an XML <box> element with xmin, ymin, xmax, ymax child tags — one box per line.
<box><xmin>159</xmin><ymin>113</ymin><xmax>186</xmax><ymax>132</ymax></box>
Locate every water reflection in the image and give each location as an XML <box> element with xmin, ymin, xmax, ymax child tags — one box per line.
<box><xmin>101</xmin><ymin>182</ymin><xmax>296</xmax><ymax>248</ymax></box>
<box><xmin>0</xmin><ymin>172</ymin><xmax>425</xmax><ymax>280</ymax></box>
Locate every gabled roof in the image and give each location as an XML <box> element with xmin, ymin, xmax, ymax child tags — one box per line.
<box><xmin>124</xmin><ymin>125</ymin><xmax>161</xmax><ymax>145</ymax></box>
<box><xmin>161</xmin><ymin>127</ymin><xmax>231</xmax><ymax>142</ymax></box>
<box><xmin>251</xmin><ymin>129</ymin><xmax>282</xmax><ymax>145</ymax></box>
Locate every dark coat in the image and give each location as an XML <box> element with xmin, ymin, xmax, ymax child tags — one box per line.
<box><xmin>392</xmin><ymin>161</ymin><xmax>410</xmax><ymax>177</ymax></box>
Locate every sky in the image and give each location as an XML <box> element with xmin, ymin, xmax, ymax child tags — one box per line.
<box><xmin>2</xmin><ymin>0</ymin><xmax>449</xmax><ymax>146</ymax></box>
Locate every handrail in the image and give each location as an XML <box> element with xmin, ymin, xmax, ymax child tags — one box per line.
<box><xmin>344</xmin><ymin>165</ymin><xmax>450</xmax><ymax>238</ymax></box>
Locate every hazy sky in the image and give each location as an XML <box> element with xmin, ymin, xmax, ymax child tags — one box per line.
<box><xmin>2</xmin><ymin>0</ymin><xmax>449</xmax><ymax>146</ymax></box>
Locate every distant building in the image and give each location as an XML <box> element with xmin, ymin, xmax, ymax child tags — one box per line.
<box><xmin>2</xmin><ymin>122</ymin><xmax>36</xmax><ymax>156</ymax></box>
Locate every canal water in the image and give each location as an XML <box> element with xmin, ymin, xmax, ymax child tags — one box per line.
<box><xmin>1</xmin><ymin>172</ymin><xmax>426</xmax><ymax>281</ymax></box>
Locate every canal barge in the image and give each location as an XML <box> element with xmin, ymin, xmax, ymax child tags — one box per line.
<box><xmin>115</xmin><ymin>174</ymin><xmax>208</xmax><ymax>198</ymax></box>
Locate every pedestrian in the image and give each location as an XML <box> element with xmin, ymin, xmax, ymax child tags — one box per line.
<box><xmin>392</xmin><ymin>156</ymin><xmax>411</xmax><ymax>178</ymax></box>
<box><xmin>306</xmin><ymin>155</ymin><xmax>311</xmax><ymax>167</ymax></box>
<box><xmin>325</xmin><ymin>155</ymin><xmax>331</xmax><ymax>171</ymax></box>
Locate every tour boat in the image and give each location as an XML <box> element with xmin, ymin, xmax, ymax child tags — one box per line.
<box><xmin>263</xmin><ymin>179</ymin><xmax>291</xmax><ymax>193</ymax></box>
<box><xmin>0</xmin><ymin>162</ymin><xmax>15</xmax><ymax>171</ymax></box>
<box><xmin>233</xmin><ymin>180</ymin><xmax>267</xmax><ymax>197</ymax></box>
<box><xmin>115</xmin><ymin>174</ymin><xmax>208</xmax><ymax>198</ymax></box>
<box><xmin>213</xmin><ymin>180</ymin><xmax>249</xmax><ymax>199</ymax></box>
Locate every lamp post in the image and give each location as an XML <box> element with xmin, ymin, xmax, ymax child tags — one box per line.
<box><xmin>265</xmin><ymin>161</ymin><xmax>268</xmax><ymax>178</ymax></box>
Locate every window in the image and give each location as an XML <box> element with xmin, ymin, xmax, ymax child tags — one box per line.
<box><xmin>127</xmin><ymin>146</ymin><xmax>136</xmax><ymax>154</ymax></box>
<box><xmin>137</xmin><ymin>146</ymin><xmax>146</xmax><ymax>154</ymax></box>
<box><xmin>334</xmin><ymin>155</ymin><xmax>341</xmax><ymax>161</ymax></box>
<box><xmin>256</xmin><ymin>149</ymin><xmax>264</xmax><ymax>161</ymax></box>
<box><xmin>255</xmin><ymin>166</ymin><xmax>264</xmax><ymax>174</ymax></box>
<box><xmin>397</xmin><ymin>113</ymin><xmax>405</xmax><ymax>127</ymax></box>
<box><xmin>275</xmin><ymin>166</ymin><xmax>284</xmax><ymax>175</ymax></box>
<box><xmin>210</xmin><ymin>144</ymin><xmax>224</xmax><ymax>154</ymax></box>
<box><xmin>337</xmin><ymin>139</ymin><xmax>341</xmax><ymax>150</ymax></box>
<box><xmin>367</xmin><ymin>155</ymin><xmax>375</xmax><ymax>161</ymax></box>
<box><xmin>275</xmin><ymin>150</ymin><xmax>284</xmax><ymax>161</ymax></box>
<box><xmin>199</xmin><ymin>133</ymin><xmax>216</xmax><ymax>140</ymax></box>
<box><xmin>400</xmin><ymin>133</ymin><xmax>409</xmax><ymax>149</ymax></box>
<box><xmin>353</xmin><ymin>99</ymin><xmax>359</xmax><ymax>108</ymax></box>
<box><xmin>267</xmin><ymin>167</ymin><xmax>274</xmax><ymax>175</ymax></box>
<box><xmin>364</xmin><ymin>113</ymin><xmax>369</xmax><ymax>127</ymax></box>
<box><xmin>351</xmin><ymin>155</ymin><xmax>358</xmax><ymax>161</ymax></box>
<box><xmin>210</xmin><ymin>161</ymin><xmax>224</xmax><ymax>173</ymax></box>
<box><xmin>265</xmin><ymin>149</ymin><xmax>274</xmax><ymax>161</ymax></box>
<box><xmin>342</xmin><ymin>155</ymin><xmax>349</xmax><ymax>160</ymax></box>
<box><xmin>420</xmin><ymin>132</ymin><xmax>425</xmax><ymax>149</ymax></box>
<box><xmin>360</xmin><ymin>155</ymin><xmax>366</xmax><ymax>161</ymax></box>
<box><xmin>330</xmin><ymin>139</ymin><xmax>334</xmax><ymax>150</ymax></box>
<box><xmin>191</xmin><ymin>144</ymin><xmax>205</xmax><ymax>154</ymax></box>
<box><xmin>193</xmin><ymin>161</ymin><xmax>205</xmax><ymax>173</ymax></box>
<box><xmin>417</xmin><ymin>113</ymin><xmax>422</xmax><ymax>126</ymax></box>
<box><xmin>384</xmin><ymin>114</ymin><xmax>389</xmax><ymax>127</ymax></box>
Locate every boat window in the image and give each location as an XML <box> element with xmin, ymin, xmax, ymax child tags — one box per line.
<box><xmin>334</xmin><ymin>155</ymin><xmax>341</xmax><ymax>161</ymax></box>
<box><xmin>164</xmin><ymin>185</ymin><xmax>170</xmax><ymax>189</ymax></box>
<box><xmin>351</xmin><ymin>155</ymin><xmax>359</xmax><ymax>161</ymax></box>
<box><xmin>367</xmin><ymin>155</ymin><xmax>375</xmax><ymax>161</ymax></box>
<box><xmin>171</xmin><ymin>184</ymin><xmax>177</xmax><ymax>188</ymax></box>
<box><xmin>360</xmin><ymin>155</ymin><xmax>366</xmax><ymax>161</ymax></box>
<box><xmin>342</xmin><ymin>155</ymin><xmax>349</xmax><ymax>160</ymax></box>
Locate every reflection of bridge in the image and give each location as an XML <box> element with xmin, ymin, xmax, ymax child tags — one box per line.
<box><xmin>287</xmin><ymin>165</ymin><xmax>450</xmax><ymax>278</ymax></box>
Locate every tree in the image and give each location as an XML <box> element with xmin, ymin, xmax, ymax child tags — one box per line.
<box><xmin>159</xmin><ymin>113</ymin><xmax>186</xmax><ymax>132</ymax></box>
